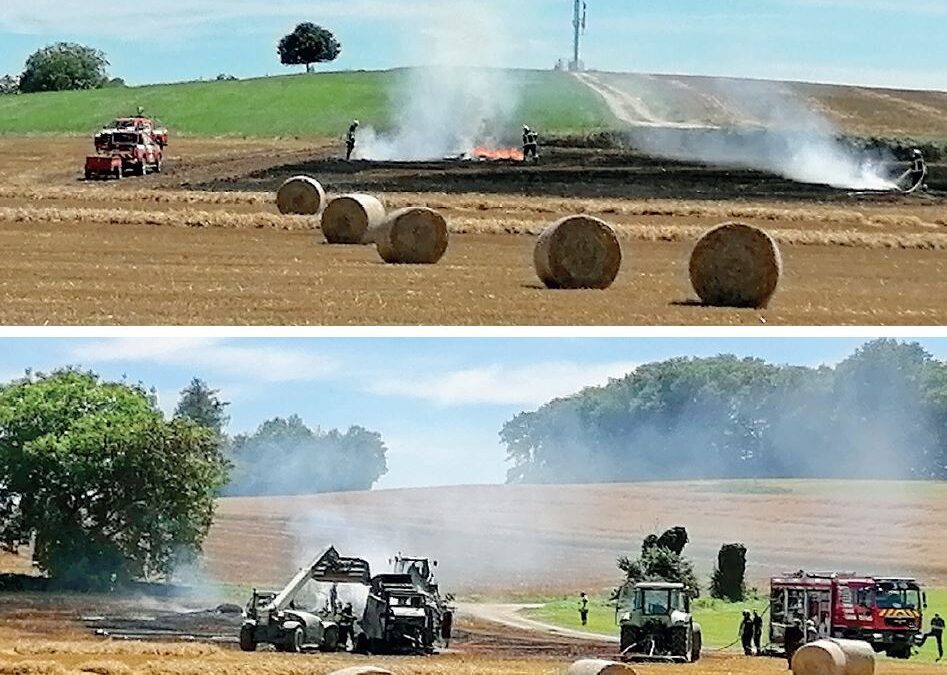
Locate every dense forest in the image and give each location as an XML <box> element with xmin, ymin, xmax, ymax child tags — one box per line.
<box><xmin>501</xmin><ymin>340</ymin><xmax>947</xmax><ymax>484</ymax></box>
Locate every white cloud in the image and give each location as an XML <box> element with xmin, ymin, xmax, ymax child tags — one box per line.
<box><xmin>366</xmin><ymin>360</ymin><xmax>637</xmax><ymax>407</ymax></box>
<box><xmin>69</xmin><ymin>338</ymin><xmax>338</xmax><ymax>383</ymax></box>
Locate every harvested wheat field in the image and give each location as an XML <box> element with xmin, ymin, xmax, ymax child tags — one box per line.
<box><xmin>0</xmin><ymin>137</ymin><xmax>945</xmax><ymax>325</ymax></box>
<box><xmin>203</xmin><ymin>481</ymin><xmax>947</xmax><ymax>595</ymax></box>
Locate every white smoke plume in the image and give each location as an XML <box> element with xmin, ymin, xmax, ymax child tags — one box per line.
<box><xmin>624</xmin><ymin>78</ymin><xmax>897</xmax><ymax>191</ymax></box>
<box><xmin>357</xmin><ymin>2</ymin><xmax>521</xmax><ymax>160</ymax></box>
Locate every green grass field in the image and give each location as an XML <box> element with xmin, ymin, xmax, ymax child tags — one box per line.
<box><xmin>0</xmin><ymin>69</ymin><xmax>615</xmax><ymax>137</ymax></box>
<box><xmin>526</xmin><ymin>589</ymin><xmax>947</xmax><ymax>665</ymax></box>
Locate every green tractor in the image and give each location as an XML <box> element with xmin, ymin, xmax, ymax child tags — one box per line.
<box><xmin>617</xmin><ymin>581</ymin><xmax>702</xmax><ymax>663</ymax></box>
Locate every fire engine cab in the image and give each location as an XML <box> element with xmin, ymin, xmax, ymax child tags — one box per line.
<box><xmin>769</xmin><ymin>571</ymin><xmax>925</xmax><ymax>659</ymax></box>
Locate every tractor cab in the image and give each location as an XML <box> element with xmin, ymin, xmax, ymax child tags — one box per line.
<box><xmin>617</xmin><ymin>581</ymin><xmax>701</xmax><ymax>663</ymax></box>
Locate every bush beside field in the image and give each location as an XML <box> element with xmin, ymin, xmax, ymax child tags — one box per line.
<box><xmin>0</xmin><ymin>69</ymin><xmax>616</xmax><ymax>138</ymax></box>
<box><xmin>527</xmin><ymin>589</ymin><xmax>947</xmax><ymax>665</ymax></box>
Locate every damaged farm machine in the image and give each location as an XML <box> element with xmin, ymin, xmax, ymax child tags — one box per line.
<box><xmin>616</xmin><ymin>581</ymin><xmax>702</xmax><ymax>664</ymax></box>
<box><xmin>84</xmin><ymin>113</ymin><xmax>168</xmax><ymax>180</ymax></box>
<box><xmin>240</xmin><ymin>546</ymin><xmax>453</xmax><ymax>655</ymax></box>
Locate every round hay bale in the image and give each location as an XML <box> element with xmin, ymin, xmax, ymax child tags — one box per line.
<box><xmin>689</xmin><ymin>222</ymin><xmax>782</xmax><ymax>308</ymax></box>
<box><xmin>829</xmin><ymin>639</ymin><xmax>875</xmax><ymax>675</ymax></box>
<box><xmin>534</xmin><ymin>216</ymin><xmax>622</xmax><ymax>290</ymax></box>
<box><xmin>326</xmin><ymin>667</ymin><xmax>395</xmax><ymax>675</ymax></box>
<box><xmin>323</xmin><ymin>194</ymin><xmax>386</xmax><ymax>244</ymax></box>
<box><xmin>792</xmin><ymin>640</ymin><xmax>846</xmax><ymax>675</ymax></box>
<box><xmin>565</xmin><ymin>659</ymin><xmax>637</xmax><ymax>675</ymax></box>
<box><xmin>374</xmin><ymin>207</ymin><xmax>449</xmax><ymax>264</ymax></box>
<box><xmin>276</xmin><ymin>176</ymin><xmax>326</xmax><ymax>215</ymax></box>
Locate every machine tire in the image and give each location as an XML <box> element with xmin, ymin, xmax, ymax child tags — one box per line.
<box><xmin>670</xmin><ymin>627</ymin><xmax>689</xmax><ymax>658</ymax></box>
<box><xmin>886</xmin><ymin>644</ymin><xmax>911</xmax><ymax>659</ymax></box>
<box><xmin>114</xmin><ymin>167</ymin><xmax>123</xmax><ymax>180</ymax></box>
<box><xmin>320</xmin><ymin>625</ymin><xmax>340</xmax><ymax>652</ymax></box>
<box><xmin>286</xmin><ymin>626</ymin><xmax>304</xmax><ymax>653</ymax></box>
<box><xmin>691</xmin><ymin>628</ymin><xmax>702</xmax><ymax>662</ymax></box>
<box><xmin>134</xmin><ymin>163</ymin><xmax>145</xmax><ymax>177</ymax></box>
<box><xmin>239</xmin><ymin>625</ymin><xmax>257</xmax><ymax>652</ymax></box>
<box><xmin>354</xmin><ymin>633</ymin><xmax>370</xmax><ymax>655</ymax></box>
<box><xmin>620</xmin><ymin>625</ymin><xmax>638</xmax><ymax>653</ymax></box>
<box><xmin>84</xmin><ymin>170</ymin><xmax>93</xmax><ymax>181</ymax></box>
<box><xmin>154</xmin><ymin>158</ymin><xmax>162</xmax><ymax>174</ymax></box>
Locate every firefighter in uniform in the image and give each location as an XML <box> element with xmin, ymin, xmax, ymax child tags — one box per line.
<box><xmin>578</xmin><ymin>592</ymin><xmax>589</xmax><ymax>626</ymax></box>
<box><xmin>784</xmin><ymin>618</ymin><xmax>805</xmax><ymax>669</ymax></box>
<box><xmin>898</xmin><ymin>148</ymin><xmax>928</xmax><ymax>191</ymax></box>
<box><xmin>522</xmin><ymin>125</ymin><xmax>539</xmax><ymax>162</ymax></box>
<box><xmin>345</xmin><ymin>120</ymin><xmax>359</xmax><ymax>160</ymax></box>
<box><xmin>752</xmin><ymin>609</ymin><xmax>764</xmax><ymax>654</ymax></box>
<box><xmin>739</xmin><ymin>611</ymin><xmax>754</xmax><ymax>655</ymax></box>
<box><xmin>919</xmin><ymin>612</ymin><xmax>945</xmax><ymax>661</ymax></box>
<box><xmin>338</xmin><ymin>602</ymin><xmax>355</xmax><ymax>650</ymax></box>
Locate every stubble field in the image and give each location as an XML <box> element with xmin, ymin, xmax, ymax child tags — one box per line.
<box><xmin>0</xmin><ymin>136</ymin><xmax>945</xmax><ymax>325</ymax></box>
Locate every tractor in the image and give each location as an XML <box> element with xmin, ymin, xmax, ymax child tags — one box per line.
<box><xmin>617</xmin><ymin>581</ymin><xmax>702</xmax><ymax>663</ymax></box>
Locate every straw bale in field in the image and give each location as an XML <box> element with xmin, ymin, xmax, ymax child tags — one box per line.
<box><xmin>689</xmin><ymin>222</ymin><xmax>782</xmax><ymax>308</ymax></box>
<box><xmin>534</xmin><ymin>216</ymin><xmax>622</xmax><ymax>289</ymax></box>
<box><xmin>792</xmin><ymin>640</ymin><xmax>847</xmax><ymax>675</ymax></box>
<box><xmin>323</xmin><ymin>194</ymin><xmax>386</xmax><ymax>244</ymax></box>
<box><xmin>374</xmin><ymin>207</ymin><xmax>449</xmax><ymax>264</ymax></box>
<box><xmin>326</xmin><ymin>667</ymin><xmax>396</xmax><ymax>675</ymax></box>
<box><xmin>565</xmin><ymin>659</ymin><xmax>637</xmax><ymax>675</ymax></box>
<box><xmin>828</xmin><ymin>639</ymin><xmax>875</xmax><ymax>675</ymax></box>
<box><xmin>276</xmin><ymin>176</ymin><xmax>326</xmax><ymax>215</ymax></box>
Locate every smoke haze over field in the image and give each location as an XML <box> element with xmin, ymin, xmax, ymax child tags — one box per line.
<box><xmin>357</xmin><ymin>2</ymin><xmax>521</xmax><ymax>160</ymax></box>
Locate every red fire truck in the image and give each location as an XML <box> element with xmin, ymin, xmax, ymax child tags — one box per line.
<box><xmin>769</xmin><ymin>571</ymin><xmax>925</xmax><ymax>659</ymax></box>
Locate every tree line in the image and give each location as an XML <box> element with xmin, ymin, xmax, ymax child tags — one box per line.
<box><xmin>501</xmin><ymin>339</ymin><xmax>947</xmax><ymax>484</ymax></box>
<box><xmin>0</xmin><ymin>370</ymin><xmax>387</xmax><ymax>588</ymax></box>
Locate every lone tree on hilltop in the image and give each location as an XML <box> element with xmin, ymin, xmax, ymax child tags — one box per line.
<box><xmin>278</xmin><ymin>23</ymin><xmax>341</xmax><ymax>73</ymax></box>
<box><xmin>19</xmin><ymin>42</ymin><xmax>110</xmax><ymax>93</ymax></box>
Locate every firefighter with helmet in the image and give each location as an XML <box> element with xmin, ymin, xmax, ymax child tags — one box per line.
<box><xmin>918</xmin><ymin>612</ymin><xmax>945</xmax><ymax>661</ymax></box>
<box><xmin>899</xmin><ymin>148</ymin><xmax>928</xmax><ymax>191</ymax></box>
<box><xmin>346</xmin><ymin>120</ymin><xmax>360</xmax><ymax>160</ymax></box>
<box><xmin>784</xmin><ymin>618</ymin><xmax>805</xmax><ymax>669</ymax></box>
<box><xmin>522</xmin><ymin>124</ymin><xmax>539</xmax><ymax>162</ymax></box>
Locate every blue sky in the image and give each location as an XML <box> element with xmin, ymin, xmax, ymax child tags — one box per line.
<box><xmin>1</xmin><ymin>0</ymin><xmax>945</xmax><ymax>90</ymax></box>
<box><xmin>2</xmin><ymin>336</ymin><xmax>946</xmax><ymax>489</ymax></box>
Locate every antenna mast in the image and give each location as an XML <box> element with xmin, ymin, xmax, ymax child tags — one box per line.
<box><xmin>570</xmin><ymin>1</ymin><xmax>587</xmax><ymax>71</ymax></box>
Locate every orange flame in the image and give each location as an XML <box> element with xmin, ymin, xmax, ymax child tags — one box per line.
<box><xmin>471</xmin><ymin>147</ymin><xmax>524</xmax><ymax>161</ymax></box>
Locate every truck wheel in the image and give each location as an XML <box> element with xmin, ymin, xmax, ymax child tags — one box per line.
<box><xmin>134</xmin><ymin>163</ymin><xmax>145</xmax><ymax>177</ymax></box>
<box><xmin>154</xmin><ymin>158</ymin><xmax>162</xmax><ymax>174</ymax></box>
<box><xmin>354</xmin><ymin>633</ymin><xmax>370</xmax><ymax>655</ymax></box>
<box><xmin>320</xmin><ymin>625</ymin><xmax>339</xmax><ymax>652</ymax></box>
<box><xmin>114</xmin><ymin>167</ymin><xmax>123</xmax><ymax>180</ymax></box>
<box><xmin>239</xmin><ymin>625</ymin><xmax>257</xmax><ymax>652</ymax></box>
<box><xmin>691</xmin><ymin>628</ymin><xmax>702</xmax><ymax>662</ymax></box>
<box><xmin>286</xmin><ymin>626</ymin><xmax>304</xmax><ymax>653</ymax></box>
<box><xmin>84</xmin><ymin>170</ymin><xmax>93</xmax><ymax>181</ymax></box>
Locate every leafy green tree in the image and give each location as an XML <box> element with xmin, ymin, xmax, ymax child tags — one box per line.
<box><xmin>19</xmin><ymin>43</ymin><xmax>109</xmax><ymax>93</ymax></box>
<box><xmin>619</xmin><ymin>528</ymin><xmax>699</xmax><ymax>595</ymax></box>
<box><xmin>278</xmin><ymin>23</ymin><xmax>341</xmax><ymax>73</ymax></box>
<box><xmin>0</xmin><ymin>370</ymin><xmax>228</xmax><ymax>588</ymax></box>
<box><xmin>0</xmin><ymin>75</ymin><xmax>18</xmax><ymax>95</ymax></box>
<box><xmin>225</xmin><ymin>415</ymin><xmax>387</xmax><ymax>496</ymax></box>
<box><xmin>174</xmin><ymin>378</ymin><xmax>230</xmax><ymax>435</ymax></box>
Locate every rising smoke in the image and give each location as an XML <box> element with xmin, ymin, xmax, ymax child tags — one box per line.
<box><xmin>356</xmin><ymin>2</ymin><xmax>521</xmax><ymax>160</ymax></box>
<box><xmin>623</xmin><ymin>78</ymin><xmax>896</xmax><ymax>190</ymax></box>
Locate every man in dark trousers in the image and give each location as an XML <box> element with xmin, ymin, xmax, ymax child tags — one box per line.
<box><xmin>522</xmin><ymin>125</ymin><xmax>539</xmax><ymax>162</ymax></box>
<box><xmin>784</xmin><ymin>619</ymin><xmax>805</xmax><ymax>669</ymax></box>
<box><xmin>739</xmin><ymin>610</ymin><xmax>754</xmax><ymax>655</ymax></box>
<box><xmin>578</xmin><ymin>592</ymin><xmax>589</xmax><ymax>626</ymax></box>
<box><xmin>345</xmin><ymin>120</ymin><xmax>359</xmax><ymax>160</ymax></box>
<box><xmin>919</xmin><ymin>612</ymin><xmax>945</xmax><ymax>661</ymax></box>
<box><xmin>752</xmin><ymin>609</ymin><xmax>764</xmax><ymax>655</ymax></box>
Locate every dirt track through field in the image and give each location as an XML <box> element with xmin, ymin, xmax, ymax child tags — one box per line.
<box><xmin>2</xmin><ymin>136</ymin><xmax>946</xmax><ymax>325</ymax></box>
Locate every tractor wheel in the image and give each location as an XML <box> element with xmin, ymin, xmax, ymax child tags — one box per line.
<box><xmin>691</xmin><ymin>628</ymin><xmax>702</xmax><ymax>662</ymax></box>
<box><xmin>320</xmin><ymin>625</ymin><xmax>340</xmax><ymax>652</ymax></box>
<box><xmin>354</xmin><ymin>633</ymin><xmax>370</xmax><ymax>655</ymax></box>
<box><xmin>620</xmin><ymin>625</ymin><xmax>638</xmax><ymax>653</ymax></box>
<box><xmin>239</xmin><ymin>625</ymin><xmax>257</xmax><ymax>652</ymax></box>
<box><xmin>286</xmin><ymin>627</ymin><xmax>304</xmax><ymax>653</ymax></box>
<box><xmin>670</xmin><ymin>627</ymin><xmax>689</xmax><ymax>659</ymax></box>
